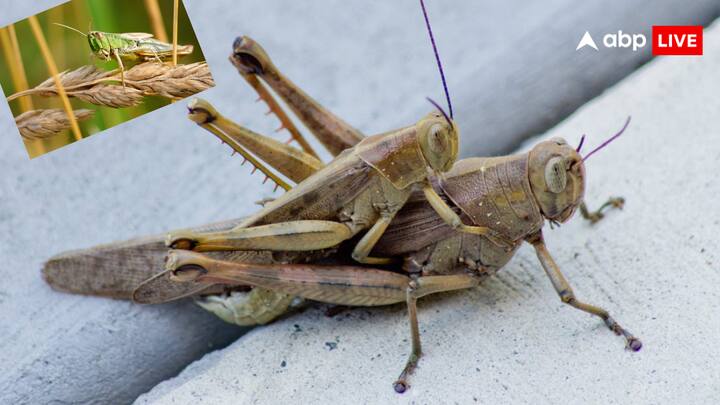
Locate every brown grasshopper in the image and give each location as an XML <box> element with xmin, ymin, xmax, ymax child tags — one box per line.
<box><xmin>43</xmin><ymin>1</ymin><xmax>640</xmax><ymax>393</ymax></box>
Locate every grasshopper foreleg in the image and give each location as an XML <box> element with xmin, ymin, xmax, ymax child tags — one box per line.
<box><xmin>422</xmin><ymin>182</ymin><xmax>514</xmax><ymax>250</ymax></box>
<box><xmin>579</xmin><ymin>197</ymin><xmax>625</xmax><ymax>224</ymax></box>
<box><xmin>529</xmin><ymin>232</ymin><xmax>642</xmax><ymax>351</ymax></box>
<box><xmin>350</xmin><ymin>202</ymin><xmax>404</xmax><ymax>265</ymax></box>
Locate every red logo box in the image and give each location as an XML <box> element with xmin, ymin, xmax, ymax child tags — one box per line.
<box><xmin>652</xmin><ymin>26</ymin><xmax>703</xmax><ymax>55</ymax></box>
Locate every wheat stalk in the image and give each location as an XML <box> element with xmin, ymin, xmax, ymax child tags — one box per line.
<box><xmin>33</xmin><ymin>65</ymin><xmax>113</xmax><ymax>94</ymax></box>
<box><xmin>72</xmin><ymin>85</ymin><xmax>146</xmax><ymax>108</ymax></box>
<box><xmin>16</xmin><ymin>109</ymin><xmax>94</xmax><ymax>141</ymax></box>
<box><xmin>122</xmin><ymin>62</ymin><xmax>214</xmax><ymax>98</ymax></box>
<box><xmin>7</xmin><ymin>62</ymin><xmax>214</xmax><ymax>107</ymax></box>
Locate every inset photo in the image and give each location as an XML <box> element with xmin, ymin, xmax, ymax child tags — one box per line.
<box><xmin>0</xmin><ymin>0</ymin><xmax>214</xmax><ymax>158</ymax></box>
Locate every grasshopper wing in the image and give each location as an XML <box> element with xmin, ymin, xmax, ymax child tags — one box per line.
<box><xmin>42</xmin><ymin>218</ymin><xmax>243</xmax><ymax>301</ymax></box>
<box><xmin>119</xmin><ymin>32</ymin><xmax>155</xmax><ymax>41</ymax></box>
<box><xmin>132</xmin><ymin>268</ymin><xmax>220</xmax><ymax>304</ymax></box>
<box><xmin>136</xmin><ymin>39</ymin><xmax>194</xmax><ymax>58</ymax></box>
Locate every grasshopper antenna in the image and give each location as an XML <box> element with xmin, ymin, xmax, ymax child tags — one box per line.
<box><xmin>53</xmin><ymin>23</ymin><xmax>87</xmax><ymax>37</ymax></box>
<box><xmin>420</xmin><ymin>0</ymin><xmax>453</xmax><ymax>119</ymax></box>
<box><xmin>582</xmin><ymin>116</ymin><xmax>631</xmax><ymax>162</ymax></box>
<box><xmin>576</xmin><ymin>134</ymin><xmax>586</xmax><ymax>152</ymax></box>
<box><xmin>426</xmin><ymin>97</ymin><xmax>452</xmax><ymax>127</ymax></box>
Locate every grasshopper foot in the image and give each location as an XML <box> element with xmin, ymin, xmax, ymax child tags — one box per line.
<box><xmin>627</xmin><ymin>337</ymin><xmax>643</xmax><ymax>352</ymax></box>
<box><xmin>604</xmin><ymin>316</ymin><xmax>642</xmax><ymax>352</ymax></box>
<box><xmin>393</xmin><ymin>352</ymin><xmax>420</xmax><ymax>394</ymax></box>
<box><xmin>580</xmin><ymin>197</ymin><xmax>625</xmax><ymax>224</ymax></box>
<box><xmin>608</xmin><ymin>196</ymin><xmax>625</xmax><ymax>209</ymax></box>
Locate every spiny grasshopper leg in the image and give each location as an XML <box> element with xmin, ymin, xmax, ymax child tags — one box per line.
<box><xmin>165</xmin><ymin>249</ymin><xmax>481</xmax><ymax>391</ymax></box>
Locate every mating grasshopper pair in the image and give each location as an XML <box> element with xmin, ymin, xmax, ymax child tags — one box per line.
<box><xmin>54</xmin><ymin>23</ymin><xmax>193</xmax><ymax>87</ymax></box>
<box><xmin>44</xmin><ymin>2</ymin><xmax>640</xmax><ymax>393</ymax></box>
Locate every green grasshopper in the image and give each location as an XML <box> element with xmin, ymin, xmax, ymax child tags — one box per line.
<box><xmin>54</xmin><ymin>23</ymin><xmax>194</xmax><ymax>87</ymax></box>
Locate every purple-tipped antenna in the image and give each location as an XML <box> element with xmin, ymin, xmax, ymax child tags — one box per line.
<box><xmin>576</xmin><ymin>134</ymin><xmax>586</xmax><ymax>152</ymax></box>
<box><xmin>582</xmin><ymin>116</ymin><xmax>631</xmax><ymax>162</ymax></box>
<box><xmin>420</xmin><ymin>0</ymin><xmax>453</xmax><ymax>119</ymax></box>
<box><xmin>426</xmin><ymin>97</ymin><xmax>452</xmax><ymax>126</ymax></box>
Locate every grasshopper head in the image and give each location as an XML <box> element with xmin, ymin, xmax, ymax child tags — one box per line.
<box><xmin>87</xmin><ymin>31</ymin><xmax>110</xmax><ymax>59</ymax></box>
<box><xmin>528</xmin><ymin>138</ymin><xmax>585</xmax><ymax>223</ymax></box>
<box><xmin>416</xmin><ymin>111</ymin><xmax>458</xmax><ymax>174</ymax></box>
<box><xmin>231</xmin><ymin>36</ymin><xmax>273</xmax><ymax>75</ymax></box>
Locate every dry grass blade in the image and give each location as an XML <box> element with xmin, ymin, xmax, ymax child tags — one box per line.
<box><xmin>173</xmin><ymin>0</ymin><xmax>179</xmax><ymax>66</ymax></box>
<box><xmin>0</xmin><ymin>26</ymin><xmax>34</xmax><ymax>112</ymax></box>
<box><xmin>16</xmin><ymin>109</ymin><xmax>94</xmax><ymax>141</ymax></box>
<box><xmin>28</xmin><ymin>15</ymin><xmax>82</xmax><ymax>141</ymax></box>
<box><xmin>69</xmin><ymin>85</ymin><xmax>144</xmax><ymax>108</ymax></box>
<box><xmin>123</xmin><ymin>62</ymin><xmax>214</xmax><ymax>99</ymax></box>
<box><xmin>144</xmin><ymin>0</ymin><xmax>169</xmax><ymax>42</ymax></box>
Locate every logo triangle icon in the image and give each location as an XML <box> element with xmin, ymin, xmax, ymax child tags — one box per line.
<box><xmin>576</xmin><ymin>31</ymin><xmax>599</xmax><ymax>51</ymax></box>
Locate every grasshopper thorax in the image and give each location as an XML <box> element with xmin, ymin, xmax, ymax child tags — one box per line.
<box><xmin>355</xmin><ymin>112</ymin><xmax>457</xmax><ymax>190</ymax></box>
<box><xmin>527</xmin><ymin>138</ymin><xmax>585</xmax><ymax>223</ymax></box>
<box><xmin>416</xmin><ymin>112</ymin><xmax>458</xmax><ymax>174</ymax></box>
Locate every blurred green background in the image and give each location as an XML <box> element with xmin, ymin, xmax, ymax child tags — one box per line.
<box><xmin>0</xmin><ymin>0</ymin><xmax>207</xmax><ymax>158</ymax></box>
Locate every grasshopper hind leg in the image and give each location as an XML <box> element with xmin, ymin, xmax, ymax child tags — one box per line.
<box><xmin>392</xmin><ymin>275</ymin><xmax>480</xmax><ymax>393</ymax></box>
<box><xmin>166</xmin><ymin>250</ymin><xmax>481</xmax><ymax>393</ymax></box>
<box><xmin>231</xmin><ymin>36</ymin><xmax>365</xmax><ymax>156</ymax></box>
<box><xmin>196</xmin><ymin>287</ymin><xmax>297</xmax><ymax>326</ymax></box>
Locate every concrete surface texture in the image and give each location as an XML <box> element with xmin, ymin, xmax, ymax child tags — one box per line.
<box><xmin>0</xmin><ymin>0</ymin><xmax>718</xmax><ymax>404</ymax></box>
<box><xmin>136</xmin><ymin>21</ymin><xmax>720</xmax><ymax>405</ymax></box>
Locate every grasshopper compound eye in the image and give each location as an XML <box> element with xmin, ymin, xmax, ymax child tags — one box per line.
<box><xmin>428</xmin><ymin>124</ymin><xmax>448</xmax><ymax>153</ymax></box>
<box><xmin>544</xmin><ymin>156</ymin><xmax>567</xmax><ymax>193</ymax></box>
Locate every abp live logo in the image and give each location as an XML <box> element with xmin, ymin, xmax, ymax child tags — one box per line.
<box><xmin>652</xmin><ymin>26</ymin><xmax>703</xmax><ymax>55</ymax></box>
<box><xmin>576</xmin><ymin>26</ymin><xmax>703</xmax><ymax>56</ymax></box>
